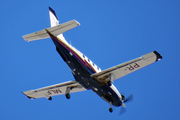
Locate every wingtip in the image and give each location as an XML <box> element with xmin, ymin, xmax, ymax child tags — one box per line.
<box><xmin>22</xmin><ymin>92</ymin><xmax>34</xmax><ymax>100</ymax></box>
<box><xmin>153</xmin><ymin>51</ymin><xmax>162</xmax><ymax>61</ymax></box>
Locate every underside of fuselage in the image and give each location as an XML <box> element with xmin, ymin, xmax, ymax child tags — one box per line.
<box><xmin>47</xmin><ymin>32</ymin><xmax>122</xmax><ymax>107</ymax></box>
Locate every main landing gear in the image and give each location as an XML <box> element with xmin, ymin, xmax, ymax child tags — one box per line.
<box><xmin>65</xmin><ymin>93</ymin><xmax>71</xmax><ymax>99</ymax></box>
<box><xmin>48</xmin><ymin>96</ymin><xmax>52</xmax><ymax>100</ymax></box>
<box><xmin>107</xmin><ymin>81</ymin><xmax>112</xmax><ymax>86</ymax></box>
<box><xmin>107</xmin><ymin>74</ymin><xmax>114</xmax><ymax>86</ymax></box>
<box><xmin>65</xmin><ymin>87</ymin><xmax>71</xmax><ymax>99</ymax></box>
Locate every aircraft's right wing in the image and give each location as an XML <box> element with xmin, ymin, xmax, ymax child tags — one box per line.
<box><xmin>91</xmin><ymin>51</ymin><xmax>162</xmax><ymax>84</ymax></box>
<box><xmin>23</xmin><ymin>80</ymin><xmax>86</xmax><ymax>100</ymax></box>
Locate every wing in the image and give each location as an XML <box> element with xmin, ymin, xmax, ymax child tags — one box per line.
<box><xmin>23</xmin><ymin>80</ymin><xmax>86</xmax><ymax>100</ymax></box>
<box><xmin>91</xmin><ymin>51</ymin><xmax>162</xmax><ymax>84</ymax></box>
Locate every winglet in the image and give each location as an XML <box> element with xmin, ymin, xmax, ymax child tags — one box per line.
<box><xmin>153</xmin><ymin>51</ymin><xmax>162</xmax><ymax>61</ymax></box>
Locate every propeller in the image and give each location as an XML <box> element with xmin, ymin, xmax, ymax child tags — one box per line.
<box><xmin>119</xmin><ymin>107</ymin><xmax>126</xmax><ymax>115</ymax></box>
<box><xmin>119</xmin><ymin>94</ymin><xmax>133</xmax><ymax>115</ymax></box>
<box><xmin>124</xmin><ymin>94</ymin><xmax>133</xmax><ymax>103</ymax></box>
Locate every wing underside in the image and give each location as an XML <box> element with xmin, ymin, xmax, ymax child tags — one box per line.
<box><xmin>23</xmin><ymin>80</ymin><xmax>86</xmax><ymax>99</ymax></box>
<box><xmin>91</xmin><ymin>51</ymin><xmax>162</xmax><ymax>84</ymax></box>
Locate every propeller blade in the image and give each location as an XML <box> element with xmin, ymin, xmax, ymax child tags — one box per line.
<box><xmin>119</xmin><ymin>94</ymin><xmax>133</xmax><ymax>115</ymax></box>
<box><xmin>124</xmin><ymin>94</ymin><xmax>133</xmax><ymax>103</ymax></box>
<box><xmin>119</xmin><ymin>107</ymin><xmax>126</xmax><ymax>115</ymax></box>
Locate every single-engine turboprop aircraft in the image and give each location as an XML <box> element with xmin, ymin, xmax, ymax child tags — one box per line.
<box><xmin>22</xmin><ymin>7</ymin><xmax>162</xmax><ymax>113</ymax></box>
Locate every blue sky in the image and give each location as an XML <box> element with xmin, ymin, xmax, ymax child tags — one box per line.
<box><xmin>1</xmin><ymin>0</ymin><xmax>180</xmax><ymax>120</ymax></box>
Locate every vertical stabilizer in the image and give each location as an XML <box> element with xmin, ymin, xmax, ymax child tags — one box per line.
<box><xmin>49</xmin><ymin>7</ymin><xmax>67</xmax><ymax>44</ymax></box>
<box><xmin>49</xmin><ymin>7</ymin><xmax>59</xmax><ymax>27</ymax></box>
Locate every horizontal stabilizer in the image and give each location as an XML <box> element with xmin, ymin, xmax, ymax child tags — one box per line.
<box><xmin>22</xmin><ymin>20</ymin><xmax>80</xmax><ymax>42</ymax></box>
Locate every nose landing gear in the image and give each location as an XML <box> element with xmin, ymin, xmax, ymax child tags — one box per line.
<box><xmin>109</xmin><ymin>107</ymin><xmax>113</xmax><ymax>113</ymax></box>
<box><xmin>109</xmin><ymin>102</ymin><xmax>113</xmax><ymax>113</ymax></box>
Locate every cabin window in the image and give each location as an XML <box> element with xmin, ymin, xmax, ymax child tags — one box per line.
<box><xmin>83</xmin><ymin>55</ymin><xmax>85</xmax><ymax>58</ymax></box>
<box><xmin>88</xmin><ymin>59</ymin><xmax>90</xmax><ymax>62</ymax></box>
<box><xmin>97</xmin><ymin>67</ymin><xmax>99</xmax><ymax>70</ymax></box>
<box><xmin>93</xmin><ymin>63</ymin><xmax>95</xmax><ymax>66</ymax></box>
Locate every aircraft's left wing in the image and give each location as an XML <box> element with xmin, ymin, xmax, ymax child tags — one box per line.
<box><xmin>91</xmin><ymin>51</ymin><xmax>162</xmax><ymax>84</ymax></box>
<box><xmin>23</xmin><ymin>80</ymin><xmax>86</xmax><ymax>100</ymax></box>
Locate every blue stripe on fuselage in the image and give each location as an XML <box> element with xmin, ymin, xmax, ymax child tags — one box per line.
<box><xmin>46</xmin><ymin>31</ymin><xmax>96</xmax><ymax>74</ymax></box>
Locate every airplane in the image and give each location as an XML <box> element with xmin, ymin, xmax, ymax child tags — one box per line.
<box><xmin>22</xmin><ymin>7</ymin><xmax>162</xmax><ymax>113</ymax></box>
